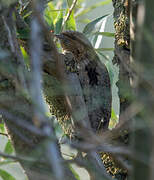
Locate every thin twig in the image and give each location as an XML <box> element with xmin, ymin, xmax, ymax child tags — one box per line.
<box><xmin>0</xmin><ymin>151</ymin><xmax>40</xmax><ymax>163</ymax></box>
<box><xmin>8</xmin><ymin>125</ymin><xmax>35</xmax><ymax>145</ymax></box>
<box><xmin>2</xmin><ymin>16</ymin><xmax>15</xmax><ymax>53</ymax></box>
<box><xmin>0</xmin><ymin>109</ymin><xmax>48</xmax><ymax>137</ymax></box>
<box><xmin>2</xmin><ymin>13</ymin><xmax>25</xmax><ymax>67</ymax></box>
<box><xmin>70</xmin><ymin>140</ymin><xmax>131</xmax><ymax>156</ymax></box>
<box><xmin>30</xmin><ymin>0</ymin><xmax>46</xmax><ymax>122</ymax></box>
<box><xmin>0</xmin><ymin>151</ymin><xmax>24</xmax><ymax>161</ymax></box>
<box><xmin>2</xmin><ymin>9</ymin><xmax>27</xmax><ymax>90</ymax></box>
<box><xmin>31</xmin><ymin>1</ymin><xmax>65</xmax><ymax>180</ymax></box>
<box><xmin>0</xmin><ymin>132</ymin><xmax>8</xmax><ymax>137</ymax></box>
<box><xmin>61</xmin><ymin>0</ymin><xmax>78</xmax><ymax>31</ymax></box>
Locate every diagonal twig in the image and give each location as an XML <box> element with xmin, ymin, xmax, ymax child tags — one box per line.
<box><xmin>0</xmin><ymin>132</ymin><xmax>8</xmax><ymax>137</ymax></box>
<box><xmin>61</xmin><ymin>0</ymin><xmax>78</xmax><ymax>31</ymax></box>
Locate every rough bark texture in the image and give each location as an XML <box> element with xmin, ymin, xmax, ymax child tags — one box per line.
<box><xmin>112</xmin><ymin>0</ymin><xmax>131</xmax><ymax>125</ymax></box>
<box><xmin>110</xmin><ymin>1</ymin><xmax>131</xmax><ymax>179</ymax></box>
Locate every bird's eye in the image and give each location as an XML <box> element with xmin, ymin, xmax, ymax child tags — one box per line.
<box><xmin>64</xmin><ymin>38</ymin><xmax>70</xmax><ymax>45</ymax></box>
<box><xmin>60</xmin><ymin>38</ymin><xmax>71</xmax><ymax>48</ymax></box>
<box><xmin>69</xmin><ymin>36</ymin><xmax>76</xmax><ymax>41</ymax></box>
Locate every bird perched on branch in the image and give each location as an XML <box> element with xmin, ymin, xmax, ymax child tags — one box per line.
<box><xmin>56</xmin><ymin>31</ymin><xmax>112</xmax><ymax>133</ymax></box>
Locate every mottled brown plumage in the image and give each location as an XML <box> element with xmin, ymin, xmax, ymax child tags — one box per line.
<box><xmin>56</xmin><ymin>31</ymin><xmax>112</xmax><ymax>132</ymax></box>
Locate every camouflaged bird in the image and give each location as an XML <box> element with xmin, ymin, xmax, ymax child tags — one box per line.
<box><xmin>56</xmin><ymin>31</ymin><xmax>112</xmax><ymax>132</ymax></box>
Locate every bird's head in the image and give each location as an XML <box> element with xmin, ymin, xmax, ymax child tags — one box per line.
<box><xmin>56</xmin><ymin>31</ymin><xmax>95</xmax><ymax>60</ymax></box>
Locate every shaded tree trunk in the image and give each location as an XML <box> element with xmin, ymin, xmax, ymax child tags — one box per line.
<box><xmin>112</xmin><ymin>0</ymin><xmax>131</xmax><ymax>126</ymax></box>
<box><xmin>131</xmin><ymin>0</ymin><xmax>154</xmax><ymax>179</ymax></box>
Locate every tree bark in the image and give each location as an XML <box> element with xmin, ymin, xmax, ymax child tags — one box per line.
<box><xmin>112</xmin><ymin>0</ymin><xmax>131</xmax><ymax>127</ymax></box>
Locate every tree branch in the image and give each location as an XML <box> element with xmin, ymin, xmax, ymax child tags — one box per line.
<box><xmin>62</xmin><ymin>0</ymin><xmax>78</xmax><ymax>30</ymax></box>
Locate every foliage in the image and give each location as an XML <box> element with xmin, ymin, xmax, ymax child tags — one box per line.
<box><xmin>0</xmin><ymin>169</ymin><xmax>16</xmax><ymax>180</ymax></box>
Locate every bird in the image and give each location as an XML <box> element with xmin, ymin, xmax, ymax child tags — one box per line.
<box><xmin>56</xmin><ymin>31</ymin><xmax>112</xmax><ymax>133</ymax></box>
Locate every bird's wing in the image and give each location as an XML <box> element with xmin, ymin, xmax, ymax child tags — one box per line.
<box><xmin>77</xmin><ymin>58</ymin><xmax>112</xmax><ymax>132</ymax></box>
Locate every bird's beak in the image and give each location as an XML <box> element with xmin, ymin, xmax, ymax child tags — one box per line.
<box><xmin>55</xmin><ymin>34</ymin><xmax>64</xmax><ymax>40</ymax></box>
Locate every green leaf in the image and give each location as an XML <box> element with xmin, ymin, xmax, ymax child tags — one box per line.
<box><xmin>55</xmin><ymin>11</ymin><xmax>63</xmax><ymax>34</ymax></box>
<box><xmin>76</xmin><ymin>0</ymin><xmax>111</xmax><ymax>17</ymax></box>
<box><xmin>78</xmin><ymin>18</ymin><xmax>91</xmax><ymax>24</ymax></box>
<box><xmin>94</xmin><ymin>32</ymin><xmax>115</xmax><ymax>37</ymax></box>
<box><xmin>44</xmin><ymin>2</ymin><xmax>64</xmax><ymax>31</ymax></box>
<box><xmin>109</xmin><ymin>109</ymin><xmax>119</xmax><ymax>129</ymax></box>
<box><xmin>0</xmin><ymin>123</ymin><xmax>5</xmax><ymax>133</ymax></box>
<box><xmin>95</xmin><ymin>48</ymin><xmax>114</xmax><ymax>52</ymax></box>
<box><xmin>20</xmin><ymin>46</ymin><xmax>29</xmax><ymax>67</ymax></box>
<box><xmin>4</xmin><ymin>140</ymin><xmax>14</xmax><ymax>155</ymax></box>
<box><xmin>69</xmin><ymin>165</ymin><xmax>80</xmax><ymax>180</ymax></box>
<box><xmin>108</xmin><ymin>63</ymin><xmax>114</xmax><ymax>80</ymax></box>
<box><xmin>83</xmin><ymin>14</ymin><xmax>109</xmax><ymax>36</ymax></box>
<box><xmin>23</xmin><ymin>11</ymin><xmax>32</xmax><ymax>19</ymax></box>
<box><xmin>65</xmin><ymin>10</ymin><xmax>76</xmax><ymax>31</ymax></box>
<box><xmin>45</xmin><ymin>2</ymin><xmax>58</xmax><ymax>21</ymax></box>
<box><xmin>97</xmin><ymin>51</ymin><xmax>110</xmax><ymax>61</ymax></box>
<box><xmin>0</xmin><ymin>169</ymin><xmax>16</xmax><ymax>180</ymax></box>
<box><xmin>44</xmin><ymin>14</ymin><xmax>54</xmax><ymax>31</ymax></box>
<box><xmin>44</xmin><ymin>3</ymin><xmax>55</xmax><ymax>30</ymax></box>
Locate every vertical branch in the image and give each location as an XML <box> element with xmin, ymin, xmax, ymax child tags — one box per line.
<box><xmin>30</xmin><ymin>1</ymin><xmax>46</xmax><ymax>118</ymax></box>
<box><xmin>2</xmin><ymin>11</ymin><xmax>25</xmax><ymax>66</ymax></box>
<box><xmin>30</xmin><ymin>1</ymin><xmax>66</xmax><ymax>180</ymax></box>
<box><xmin>2</xmin><ymin>7</ymin><xmax>27</xmax><ymax>89</ymax></box>
<box><xmin>112</xmin><ymin>0</ymin><xmax>131</xmax><ymax>126</ymax></box>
